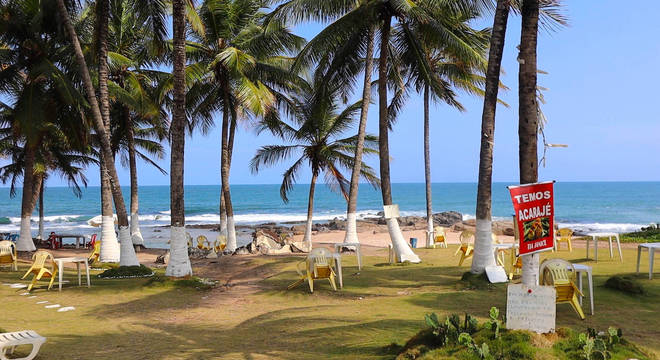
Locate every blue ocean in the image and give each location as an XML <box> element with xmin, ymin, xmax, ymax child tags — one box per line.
<box><xmin>0</xmin><ymin>182</ymin><xmax>658</xmax><ymax>246</ymax></box>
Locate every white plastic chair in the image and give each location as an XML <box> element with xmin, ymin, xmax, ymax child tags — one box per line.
<box><xmin>0</xmin><ymin>330</ymin><xmax>46</xmax><ymax>360</ymax></box>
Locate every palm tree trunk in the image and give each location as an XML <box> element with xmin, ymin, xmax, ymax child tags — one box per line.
<box><xmin>221</xmin><ymin>97</ymin><xmax>237</xmax><ymax>252</ymax></box>
<box><xmin>303</xmin><ymin>173</ymin><xmax>318</xmax><ymax>250</ymax></box>
<box><xmin>219</xmin><ymin>118</ymin><xmax>235</xmax><ymax>233</ymax></box>
<box><xmin>519</xmin><ymin>0</ymin><xmax>540</xmax><ymax>286</ymax></box>
<box><xmin>471</xmin><ymin>0</ymin><xmax>510</xmax><ymax>274</ymax></box>
<box><xmin>423</xmin><ymin>84</ymin><xmax>434</xmax><ymax>247</ymax></box>
<box><xmin>378</xmin><ymin>16</ymin><xmax>420</xmax><ymax>263</ymax></box>
<box><xmin>17</xmin><ymin>146</ymin><xmax>39</xmax><ymax>251</ymax></box>
<box><xmin>125</xmin><ymin>107</ymin><xmax>144</xmax><ymax>246</ymax></box>
<box><xmin>55</xmin><ymin>0</ymin><xmax>138</xmax><ymax>265</ymax></box>
<box><xmin>166</xmin><ymin>0</ymin><xmax>192</xmax><ymax>277</ymax></box>
<box><xmin>219</xmin><ymin>192</ymin><xmax>227</xmax><ymax>232</ymax></box>
<box><xmin>38</xmin><ymin>181</ymin><xmax>44</xmax><ymax>241</ymax></box>
<box><xmin>98</xmin><ymin>0</ymin><xmax>120</xmax><ymax>260</ymax></box>
<box><xmin>343</xmin><ymin>27</ymin><xmax>375</xmax><ymax>245</ymax></box>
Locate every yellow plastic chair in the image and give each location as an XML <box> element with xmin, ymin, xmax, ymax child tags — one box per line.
<box><xmin>556</xmin><ymin>228</ymin><xmax>573</xmax><ymax>252</ymax></box>
<box><xmin>288</xmin><ymin>248</ymin><xmax>337</xmax><ymax>293</ymax></box>
<box><xmin>185</xmin><ymin>232</ymin><xmax>193</xmax><ymax>248</ymax></box>
<box><xmin>0</xmin><ymin>240</ymin><xmax>18</xmax><ymax>271</ymax></box>
<box><xmin>21</xmin><ymin>250</ymin><xmax>57</xmax><ymax>292</ymax></box>
<box><xmin>508</xmin><ymin>252</ymin><xmax>523</xmax><ymax>280</ymax></box>
<box><xmin>87</xmin><ymin>240</ymin><xmax>101</xmax><ymax>264</ymax></box>
<box><xmin>540</xmin><ymin>258</ymin><xmax>585</xmax><ymax>320</ymax></box>
<box><xmin>431</xmin><ymin>226</ymin><xmax>448</xmax><ymax>248</ymax></box>
<box><xmin>196</xmin><ymin>235</ymin><xmax>211</xmax><ymax>250</ymax></box>
<box><xmin>455</xmin><ymin>230</ymin><xmax>474</xmax><ymax>266</ymax></box>
<box><xmin>214</xmin><ymin>235</ymin><xmax>227</xmax><ymax>253</ymax></box>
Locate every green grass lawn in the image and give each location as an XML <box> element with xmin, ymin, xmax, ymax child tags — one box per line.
<box><xmin>1</xmin><ymin>246</ymin><xmax>658</xmax><ymax>359</ymax></box>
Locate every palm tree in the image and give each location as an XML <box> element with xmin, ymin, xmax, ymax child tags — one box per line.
<box><xmin>166</xmin><ymin>0</ymin><xmax>192</xmax><ymax>277</ymax></box>
<box><xmin>471</xmin><ymin>0</ymin><xmax>565</xmax><ymax>274</ymax></box>
<box><xmin>84</xmin><ymin>0</ymin><xmax>167</xmax><ymax>261</ymax></box>
<box><xmin>55</xmin><ymin>0</ymin><xmax>140</xmax><ymax>266</ymax></box>
<box><xmin>103</xmin><ymin>0</ymin><xmax>170</xmax><ymax>247</ymax></box>
<box><xmin>273</xmin><ymin>0</ymin><xmax>487</xmax><ymax>261</ymax></box>
<box><xmin>472</xmin><ymin>0</ymin><xmax>511</xmax><ymax>274</ymax></box>
<box><xmin>251</xmin><ymin>79</ymin><xmax>380</xmax><ymax>250</ymax></box>
<box><xmin>0</xmin><ymin>0</ymin><xmax>92</xmax><ymax>251</ymax></box>
<box><xmin>269</xmin><ymin>0</ymin><xmax>379</xmax><ymax>245</ymax></box>
<box><xmin>343</xmin><ymin>27</ymin><xmax>375</xmax><ymax>245</ymax></box>
<box><xmin>518</xmin><ymin>0</ymin><xmax>541</xmax><ymax>286</ymax></box>
<box><xmin>0</xmin><ymin>135</ymin><xmax>96</xmax><ymax>240</ymax></box>
<box><xmin>393</xmin><ymin>4</ymin><xmax>491</xmax><ymax>249</ymax></box>
<box><xmin>186</xmin><ymin>0</ymin><xmax>304</xmax><ymax>251</ymax></box>
<box><xmin>94</xmin><ymin>0</ymin><xmax>121</xmax><ymax>262</ymax></box>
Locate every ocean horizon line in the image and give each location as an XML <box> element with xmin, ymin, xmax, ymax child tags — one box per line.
<box><xmin>2</xmin><ymin>180</ymin><xmax>659</xmax><ymax>189</ymax></box>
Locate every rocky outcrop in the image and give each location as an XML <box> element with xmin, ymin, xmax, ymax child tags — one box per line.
<box><xmin>433</xmin><ymin>211</ymin><xmax>463</xmax><ymax>226</ymax></box>
<box><xmin>235</xmin><ymin>229</ymin><xmax>310</xmax><ymax>255</ymax></box>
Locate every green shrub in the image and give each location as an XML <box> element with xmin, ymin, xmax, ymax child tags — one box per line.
<box><xmin>398</xmin><ymin>308</ymin><xmax>536</xmax><ymax>360</ymax></box>
<box><xmin>98</xmin><ymin>265</ymin><xmax>154</xmax><ymax>279</ymax></box>
<box><xmin>620</xmin><ymin>226</ymin><xmax>660</xmax><ymax>243</ymax></box>
<box><xmin>146</xmin><ymin>274</ymin><xmax>216</xmax><ymax>290</ymax></box>
<box><xmin>459</xmin><ymin>272</ymin><xmax>496</xmax><ymax>291</ymax></box>
<box><xmin>604</xmin><ymin>276</ymin><xmax>645</xmax><ymax>295</ymax></box>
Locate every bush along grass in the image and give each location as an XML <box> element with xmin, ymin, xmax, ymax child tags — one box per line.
<box><xmin>458</xmin><ymin>272</ymin><xmax>504</xmax><ymax>291</ymax></box>
<box><xmin>604</xmin><ymin>276</ymin><xmax>645</xmax><ymax>296</ymax></box>
<box><xmin>145</xmin><ymin>274</ymin><xmax>217</xmax><ymax>290</ymax></box>
<box><xmin>394</xmin><ymin>308</ymin><xmax>652</xmax><ymax>360</ymax></box>
<box><xmin>620</xmin><ymin>225</ymin><xmax>660</xmax><ymax>243</ymax></box>
<box><xmin>98</xmin><ymin>264</ymin><xmax>154</xmax><ymax>279</ymax></box>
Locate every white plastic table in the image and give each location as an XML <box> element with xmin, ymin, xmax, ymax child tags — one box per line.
<box><xmin>308</xmin><ymin>252</ymin><xmax>343</xmax><ymax>289</ymax></box>
<box><xmin>586</xmin><ymin>232</ymin><xmax>623</xmax><ymax>262</ymax></box>
<box><xmin>572</xmin><ymin>264</ymin><xmax>594</xmax><ymax>315</ymax></box>
<box><xmin>333</xmin><ymin>242</ymin><xmax>362</xmax><ymax>270</ymax></box>
<box><xmin>636</xmin><ymin>242</ymin><xmax>660</xmax><ymax>280</ymax></box>
<box><xmin>54</xmin><ymin>257</ymin><xmax>91</xmax><ymax>291</ymax></box>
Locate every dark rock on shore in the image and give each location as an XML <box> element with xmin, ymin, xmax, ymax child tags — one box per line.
<box><xmin>432</xmin><ymin>211</ymin><xmax>463</xmax><ymax>226</ymax></box>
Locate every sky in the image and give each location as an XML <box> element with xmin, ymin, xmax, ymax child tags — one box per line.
<box><xmin>8</xmin><ymin>1</ymin><xmax>660</xmax><ymax>188</ymax></box>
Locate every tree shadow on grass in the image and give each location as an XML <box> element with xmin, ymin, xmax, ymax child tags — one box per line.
<box><xmin>260</xmin><ymin>260</ymin><xmax>474</xmax><ymax>298</ymax></box>
<box><xmin>44</xmin><ymin>308</ymin><xmax>420</xmax><ymax>359</ymax></box>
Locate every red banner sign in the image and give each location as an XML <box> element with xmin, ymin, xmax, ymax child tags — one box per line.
<box><xmin>508</xmin><ymin>181</ymin><xmax>555</xmax><ymax>255</ymax></box>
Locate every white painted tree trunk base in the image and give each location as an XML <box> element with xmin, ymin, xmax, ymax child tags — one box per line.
<box><xmin>165</xmin><ymin>226</ymin><xmax>192</xmax><ymax>277</ymax></box>
<box><xmin>521</xmin><ymin>253</ymin><xmax>540</xmax><ymax>286</ymax></box>
<box><xmin>303</xmin><ymin>216</ymin><xmax>314</xmax><ymax>250</ymax></box>
<box><xmin>226</xmin><ymin>216</ymin><xmax>237</xmax><ymax>252</ymax></box>
<box><xmin>17</xmin><ymin>216</ymin><xmax>36</xmax><ymax>252</ymax></box>
<box><xmin>343</xmin><ymin>212</ymin><xmax>359</xmax><ymax>244</ymax></box>
<box><xmin>219</xmin><ymin>217</ymin><xmax>227</xmax><ymax>235</ymax></box>
<box><xmin>387</xmin><ymin>218</ymin><xmax>420</xmax><ymax>263</ymax></box>
<box><xmin>130</xmin><ymin>213</ymin><xmax>144</xmax><ymax>245</ymax></box>
<box><xmin>100</xmin><ymin>216</ymin><xmax>120</xmax><ymax>263</ymax></box>
<box><xmin>119</xmin><ymin>226</ymin><xmax>140</xmax><ymax>266</ymax></box>
<box><xmin>471</xmin><ymin>219</ymin><xmax>496</xmax><ymax>274</ymax></box>
<box><xmin>425</xmin><ymin>218</ymin><xmax>434</xmax><ymax>247</ymax></box>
